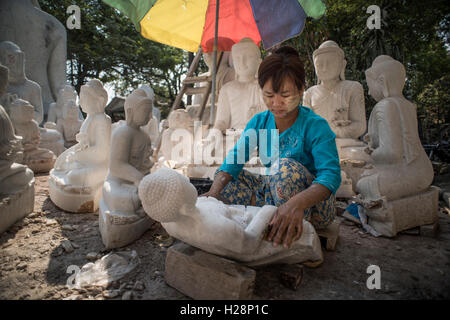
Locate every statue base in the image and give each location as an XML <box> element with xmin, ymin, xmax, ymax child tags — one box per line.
<box><xmin>0</xmin><ymin>179</ymin><xmax>35</xmax><ymax>234</ymax></box>
<box><xmin>365</xmin><ymin>186</ymin><xmax>439</xmax><ymax>237</ymax></box>
<box><xmin>26</xmin><ymin>157</ymin><xmax>56</xmax><ymax>173</ymax></box>
<box><xmin>99</xmin><ymin>199</ymin><xmax>154</xmax><ymax>249</ymax></box>
<box><xmin>49</xmin><ymin>175</ymin><xmax>102</xmax><ymax>213</ymax></box>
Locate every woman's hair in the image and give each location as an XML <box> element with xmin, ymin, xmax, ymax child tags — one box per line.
<box><xmin>258</xmin><ymin>46</ymin><xmax>305</xmax><ymax>92</ymax></box>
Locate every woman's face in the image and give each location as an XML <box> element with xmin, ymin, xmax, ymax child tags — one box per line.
<box><xmin>262</xmin><ymin>77</ymin><xmax>303</xmax><ymax>119</ymax></box>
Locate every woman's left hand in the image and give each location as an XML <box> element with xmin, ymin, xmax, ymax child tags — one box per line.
<box><xmin>267</xmin><ymin>200</ymin><xmax>304</xmax><ymax>249</ymax></box>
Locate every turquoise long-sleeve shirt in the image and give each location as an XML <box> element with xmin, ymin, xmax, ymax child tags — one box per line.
<box><xmin>219</xmin><ymin>105</ymin><xmax>341</xmax><ymax>194</ymax></box>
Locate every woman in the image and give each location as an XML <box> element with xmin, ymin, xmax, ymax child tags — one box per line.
<box><xmin>201</xmin><ymin>46</ymin><xmax>341</xmax><ymax>249</ymax></box>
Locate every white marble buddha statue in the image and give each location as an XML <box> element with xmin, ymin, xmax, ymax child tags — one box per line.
<box><xmin>0</xmin><ymin>0</ymin><xmax>67</xmax><ymax>116</ymax></box>
<box><xmin>138</xmin><ymin>168</ymin><xmax>323</xmax><ymax>267</ymax></box>
<box><xmin>0</xmin><ymin>41</ymin><xmax>44</xmax><ymax>124</ymax></box>
<box><xmin>47</xmin><ymin>85</ymin><xmax>78</xmax><ymax>124</ymax></box>
<box><xmin>0</xmin><ymin>41</ymin><xmax>65</xmax><ymax>156</ymax></box>
<box><xmin>49</xmin><ymin>79</ymin><xmax>111</xmax><ymax>213</ymax></box>
<box><xmin>303</xmin><ymin>40</ymin><xmax>371</xmax><ymax>197</ymax></box>
<box><xmin>99</xmin><ymin>88</ymin><xmax>155</xmax><ymax>248</ymax></box>
<box><xmin>356</xmin><ymin>56</ymin><xmax>434</xmax><ymax>201</ymax></box>
<box><xmin>303</xmin><ymin>40</ymin><xmax>369</xmax><ymax>161</ymax></box>
<box><xmin>56</xmin><ymin>99</ymin><xmax>83</xmax><ymax>148</ymax></box>
<box><xmin>0</xmin><ymin>104</ymin><xmax>35</xmax><ymax>234</ymax></box>
<box><xmin>214</xmin><ymin>38</ymin><xmax>265</xmax><ymax>133</ymax></box>
<box><xmin>9</xmin><ymin>99</ymin><xmax>55</xmax><ymax>173</ymax></box>
<box><xmin>159</xmin><ymin>108</ymin><xmax>194</xmax><ymax>164</ymax></box>
<box><xmin>0</xmin><ymin>68</ymin><xmax>34</xmax><ymax>196</ymax></box>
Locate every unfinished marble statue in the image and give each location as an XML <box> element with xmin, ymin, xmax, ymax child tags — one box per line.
<box><xmin>0</xmin><ymin>0</ymin><xmax>67</xmax><ymax>115</ymax></box>
<box><xmin>0</xmin><ymin>65</ymin><xmax>34</xmax><ymax>233</ymax></box>
<box><xmin>9</xmin><ymin>99</ymin><xmax>56</xmax><ymax>173</ymax></box>
<box><xmin>189</xmin><ymin>51</ymin><xmax>235</xmax><ymax>122</ymax></box>
<box><xmin>355</xmin><ymin>55</ymin><xmax>438</xmax><ymax>237</ymax></box>
<box><xmin>56</xmin><ymin>99</ymin><xmax>83</xmax><ymax>148</ymax></box>
<box><xmin>303</xmin><ymin>40</ymin><xmax>369</xmax><ymax>197</ymax></box>
<box><xmin>99</xmin><ymin>89</ymin><xmax>155</xmax><ymax>248</ymax></box>
<box><xmin>49</xmin><ymin>79</ymin><xmax>111</xmax><ymax>213</ymax></box>
<box><xmin>158</xmin><ymin>109</ymin><xmax>194</xmax><ymax>164</ymax></box>
<box><xmin>0</xmin><ymin>41</ymin><xmax>64</xmax><ymax>155</ymax></box>
<box><xmin>214</xmin><ymin>38</ymin><xmax>265</xmax><ymax>133</ymax></box>
<box><xmin>0</xmin><ymin>104</ymin><xmax>35</xmax><ymax>234</ymax></box>
<box><xmin>47</xmin><ymin>85</ymin><xmax>78</xmax><ymax>124</ymax></box>
<box><xmin>38</xmin><ymin>121</ymin><xmax>65</xmax><ymax>156</ymax></box>
<box><xmin>138</xmin><ymin>168</ymin><xmax>323</xmax><ymax>267</ymax></box>
<box><xmin>0</xmin><ymin>41</ymin><xmax>44</xmax><ymax>124</ymax></box>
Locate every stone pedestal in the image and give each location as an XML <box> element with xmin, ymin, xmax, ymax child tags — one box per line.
<box><xmin>165</xmin><ymin>242</ymin><xmax>256</xmax><ymax>300</ymax></box>
<box><xmin>49</xmin><ymin>174</ymin><xmax>102</xmax><ymax>213</ymax></box>
<box><xmin>0</xmin><ymin>179</ymin><xmax>34</xmax><ymax>234</ymax></box>
<box><xmin>99</xmin><ymin>199</ymin><xmax>154</xmax><ymax>249</ymax></box>
<box><xmin>365</xmin><ymin>186</ymin><xmax>439</xmax><ymax>237</ymax></box>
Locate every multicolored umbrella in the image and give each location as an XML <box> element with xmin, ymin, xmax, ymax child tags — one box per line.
<box><xmin>103</xmin><ymin>0</ymin><xmax>326</xmax><ymax>53</ymax></box>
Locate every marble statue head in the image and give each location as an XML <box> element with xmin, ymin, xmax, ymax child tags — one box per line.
<box><xmin>79</xmin><ymin>79</ymin><xmax>108</xmax><ymax>114</ymax></box>
<box><xmin>0</xmin><ymin>64</ymin><xmax>8</xmax><ymax>96</ymax></box>
<box><xmin>231</xmin><ymin>38</ymin><xmax>261</xmax><ymax>81</ymax></box>
<box><xmin>168</xmin><ymin>109</ymin><xmax>192</xmax><ymax>129</ymax></box>
<box><xmin>57</xmin><ymin>85</ymin><xmax>77</xmax><ymax>105</ymax></box>
<box><xmin>0</xmin><ymin>105</ymin><xmax>21</xmax><ymax>161</ymax></box>
<box><xmin>0</xmin><ymin>41</ymin><xmax>25</xmax><ymax>83</ymax></box>
<box><xmin>62</xmin><ymin>99</ymin><xmax>79</xmax><ymax>119</ymax></box>
<box><xmin>313</xmin><ymin>40</ymin><xmax>347</xmax><ymax>83</ymax></box>
<box><xmin>138</xmin><ymin>168</ymin><xmax>198</xmax><ymax>222</ymax></box>
<box><xmin>9</xmin><ymin>99</ymin><xmax>34</xmax><ymax>124</ymax></box>
<box><xmin>365</xmin><ymin>55</ymin><xmax>406</xmax><ymax>102</ymax></box>
<box><xmin>124</xmin><ymin>88</ymin><xmax>153</xmax><ymax>127</ymax></box>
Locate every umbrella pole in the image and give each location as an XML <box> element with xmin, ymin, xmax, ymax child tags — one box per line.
<box><xmin>209</xmin><ymin>0</ymin><xmax>220</xmax><ymax>127</ymax></box>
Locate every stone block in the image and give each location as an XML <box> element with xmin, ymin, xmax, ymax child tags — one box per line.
<box><xmin>165</xmin><ymin>242</ymin><xmax>256</xmax><ymax>300</ymax></box>
<box><xmin>99</xmin><ymin>199</ymin><xmax>153</xmax><ymax>249</ymax></box>
<box><xmin>278</xmin><ymin>264</ymin><xmax>304</xmax><ymax>290</ymax></box>
<box><xmin>317</xmin><ymin>219</ymin><xmax>341</xmax><ymax>251</ymax></box>
<box><xmin>365</xmin><ymin>186</ymin><xmax>439</xmax><ymax>237</ymax></box>
<box><xmin>420</xmin><ymin>221</ymin><xmax>440</xmax><ymax>238</ymax></box>
<box><xmin>0</xmin><ymin>180</ymin><xmax>35</xmax><ymax>234</ymax></box>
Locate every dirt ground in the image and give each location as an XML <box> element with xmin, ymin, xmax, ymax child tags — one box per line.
<box><xmin>0</xmin><ymin>173</ymin><xmax>449</xmax><ymax>300</ymax></box>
